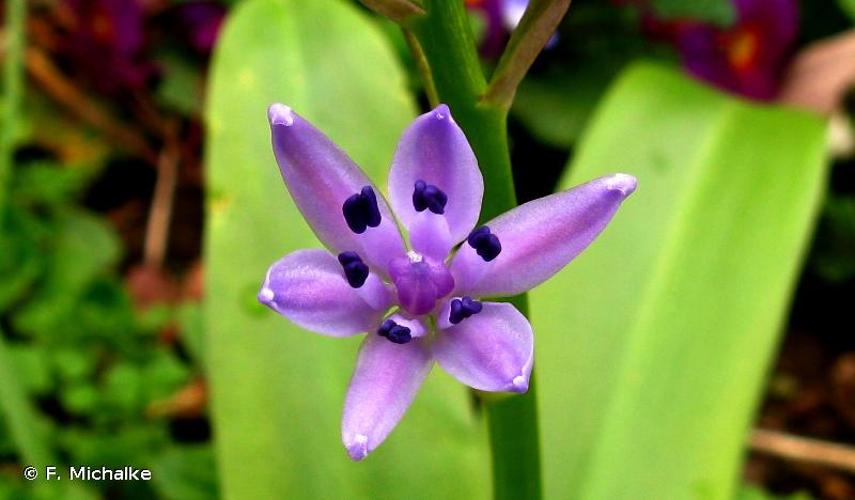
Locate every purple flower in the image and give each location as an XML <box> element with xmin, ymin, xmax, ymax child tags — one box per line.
<box><xmin>644</xmin><ymin>0</ymin><xmax>798</xmax><ymax>100</ymax></box>
<box><xmin>259</xmin><ymin>103</ymin><xmax>636</xmax><ymax>460</ymax></box>
<box><xmin>174</xmin><ymin>1</ymin><xmax>227</xmax><ymax>54</ymax></box>
<box><xmin>62</xmin><ymin>0</ymin><xmax>155</xmax><ymax>94</ymax></box>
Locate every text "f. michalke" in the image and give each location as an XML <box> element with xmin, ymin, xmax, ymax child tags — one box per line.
<box><xmin>46</xmin><ymin>466</ymin><xmax>152</xmax><ymax>481</ymax></box>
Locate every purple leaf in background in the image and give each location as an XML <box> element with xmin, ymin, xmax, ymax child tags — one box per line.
<box><xmin>259</xmin><ymin>103</ymin><xmax>636</xmax><ymax>460</ymax></box>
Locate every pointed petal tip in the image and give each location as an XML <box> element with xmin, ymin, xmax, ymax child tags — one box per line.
<box><xmin>267</xmin><ymin>103</ymin><xmax>295</xmax><ymax>127</ymax></box>
<box><xmin>606</xmin><ymin>173</ymin><xmax>638</xmax><ymax>197</ymax></box>
<box><xmin>257</xmin><ymin>286</ymin><xmax>275</xmax><ymax>305</ymax></box>
<box><xmin>510</xmin><ymin>374</ymin><xmax>529</xmax><ymax>393</ymax></box>
<box><xmin>344</xmin><ymin>433</ymin><xmax>370</xmax><ymax>461</ymax></box>
<box><xmin>432</xmin><ymin>103</ymin><xmax>452</xmax><ymax>121</ymax></box>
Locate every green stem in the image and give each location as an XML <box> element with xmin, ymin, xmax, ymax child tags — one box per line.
<box><xmin>407</xmin><ymin>3</ymin><xmax>542</xmax><ymax>499</ymax></box>
<box><xmin>358</xmin><ymin>0</ymin><xmax>424</xmax><ymax>24</ymax></box>
<box><xmin>0</xmin><ymin>0</ymin><xmax>25</xmax><ymax>208</ymax></box>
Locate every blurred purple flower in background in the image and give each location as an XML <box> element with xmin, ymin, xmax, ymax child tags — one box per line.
<box><xmin>61</xmin><ymin>0</ymin><xmax>155</xmax><ymax>94</ymax></box>
<box><xmin>174</xmin><ymin>1</ymin><xmax>227</xmax><ymax>54</ymax></box>
<box><xmin>644</xmin><ymin>0</ymin><xmax>799</xmax><ymax>100</ymax></box>
<box><xmin>466</xmin><ymin>0</ymin><xmax>558</xmax><ymax>57</ymax></box>
<box><xmin>259</xmin><ymin>104</ymin><xmax>636</xmax><ymax>460</ymax></box>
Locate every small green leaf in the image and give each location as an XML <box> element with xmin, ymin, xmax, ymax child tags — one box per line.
<box><xmin>652</xmin><ymin>0</ymin><xmax>735</xmax><ymax>26</ymax></box>
<box><xmin>13</xmin><ymin>211</ymin><xmax>120</xmax><ymax>337</ymax></box>
<box><xmin>838</xmin><ymin>0</ymin><xmax>855</xmax><ymax>21</ymax></box>
<box><xmin>512</xmin><ymin>67</ymin><xmax>612</xmax><ymax>148</ymax></box>
<box><xmin>155</xmin><ymin>52</ymin><xmax>205</xmax><ymax>117</ymax></box>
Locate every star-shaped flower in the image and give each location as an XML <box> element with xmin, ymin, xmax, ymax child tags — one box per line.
<box><xmin>259</xmin><ymin>103</ymin><xmax>636</xmax><ymax>460</ymax></box>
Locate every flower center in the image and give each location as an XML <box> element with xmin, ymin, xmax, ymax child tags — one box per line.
<box><xmin>389</xmin><ymin>251</ymin><xmax>455</xmax><ymax>315</ymax></box>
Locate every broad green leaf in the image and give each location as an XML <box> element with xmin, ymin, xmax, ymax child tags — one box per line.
<box><xmin>532</xmin><ymin>63</ymin><xmax>828</xmax><ymax>499</ymax></box>
<box><xmin>204</xmin><ymin>0</ymin><xmax>488</xmax><ymax>499</ymax></box>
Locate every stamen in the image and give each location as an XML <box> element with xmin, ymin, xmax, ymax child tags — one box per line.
<box><xmin>412</xmin><ymin>180</ymin><xmax>448</xmax><ymax>215</ymax></box>
<box><xmin>342</xmin><ymin>186</ymin><xmax>382</xmax><ymax>234</ymax></box>
<box><xmin>337</xmin><ymin>251</ymin><xmax>369</xmax><ymax>288</ymax></box>
<box><xmin>377</xmin><ymin>319</ymin><xmax>412</xmax><ymax>344</ymax></box>
<box><xmin>449</xmin><ymin>296</ymin><xmax>483</xmax><ymax>324</ymax></box>
<box><xmin>467</xmin><ymin>226</ymin><xmax>501</xmax><ymax>262</ymax></box>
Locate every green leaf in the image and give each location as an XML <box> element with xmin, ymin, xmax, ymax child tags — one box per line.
<box><xmin>737</xmin><ymin>484</ymin><xmax>814</xmax><ymax>500</ymax></box>
<box><xmin>812</xmin><ymin>194</ymin><xmax>855</xmax><ymax>283</ymax></box>
<box><xmin>652</xmin><ymin>0</ymin><xmax>735</xmax><ymax>26</ymax></box>
<box><xmin>13</xmin><ymin>211</ymin><xmax>120</xmax><ymax>337</ymax></box>
<box><xmin>532</xmin><ymin>62</ymin><xmax>828</xmax><ymax>499</ymax></box>
<box><xmin>512</xmin><ymin>67</ymin><xmax>613</xmax><ymax>148</ymax></box>
<box><xmin>155</xmin><ymin>52</ymin><xmax>205</xmax><ymax>117</ymax></box>
<box><xmin>204</xmin><ymin>0</ymin><xmax>488</xmax><ymax>498</ymax></box>
<box><xmin>838</xmin><ymin>0</ymin><xmax>855</xmax><ymax>21</ymax></box>
<box><xmin>151</xmin><ymin>446</ymin><xmax>219</xmax><ymax>500</ymax></box>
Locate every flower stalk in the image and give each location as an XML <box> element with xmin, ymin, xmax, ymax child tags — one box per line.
<box><xmin>404</xmin><ymin>1</ymin><xmax>558</xmax><ymax>498</ymax></box>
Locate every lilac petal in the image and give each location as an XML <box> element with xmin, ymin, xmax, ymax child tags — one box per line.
<box><xmin>434</xmin><ymin>301</ymin><xmax>533</xmax><ymax>393</ymax></box>
<box><xmin>268</xmin><ymin>104</ymin><xmax>405</xmax><ymax>274</ymax></box>
<box><xmin>259</xmin><ymin>249</ymin><xmax>390</xmax><ymax>337</ymax></box>
<box><xmin>409</xmin><ymin>211</ymin><xmax>454</xmax><ymax>262</ymax></box>
<box><xmin>450</xmin><ymin>173</ymin><xmax>637</xmax><ymax>297</ymax></box>
<box><xmin>342</xmin><ymin>334</ymin><xmax>433</xmax><ymax>460</ymax></box>
<box><xmin>388</xmin><ymin>105</ymin><xmax>484</xmax><ymax>257</ymax></box>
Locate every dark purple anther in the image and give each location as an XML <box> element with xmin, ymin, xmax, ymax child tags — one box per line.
<box><xmin>449</xmin><ymin>296</ymin><xmax>483</xmax><ymax>324</ymax></box>
<box><xmin>377</xmin><ymin>319</ymin><xmax>412</xmax><ymax>344</ymax></box>
<box><xmin>337</xmin><ymin>252</ymin><xmax>369</xmax><ymax>288</ymax></box>
<box><xmin>343</xmin><ymin>186</ymin><xmax>382</xmax><ymax>234</ymax></box>
<box><xmin>412</xmin><ymin>180</ymin><xmax>448</xmax><ymax>215</ymax></box>
<box><xmin>467</xmin><ymin>226</ymin><xmax>502</xmax><ymax>262</ymax></box>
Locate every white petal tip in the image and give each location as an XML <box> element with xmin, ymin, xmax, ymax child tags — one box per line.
<box><xmin>511</xmin><ymin>375</ymin><xmax>529</xmax><ymax>393</ymax></box>
<box><xmin>607</xmin><ymin>173</ymin><xmax>638</xmax><ymax>197</ymax></box>
<box><xmin>345</xmin><ymin>433</ymin><xmax>369</xmax><ymax>461</ymax></box>
<box><xmin>258</xmin><ymin>287</ymin><xmax>275</xmax><ymax>304</ymax></box>
<box><xmin>268</xmin><ymin>103</ymin><xmax>294</xmax><ymax>127</ymax></box>
<box><xmin>433</xmin><ymin>104</ymin><xmax>453</xmax><ymax>122</ymax></box>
